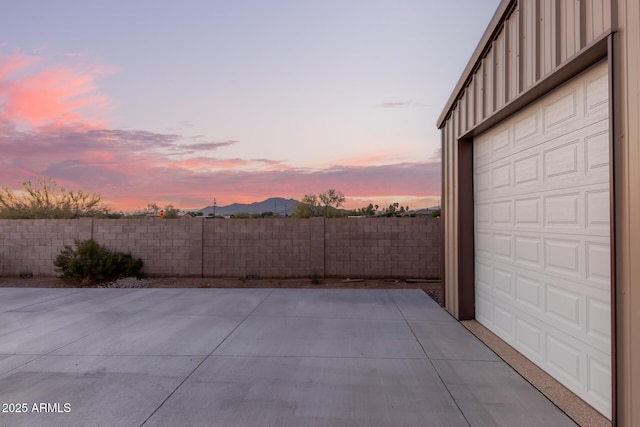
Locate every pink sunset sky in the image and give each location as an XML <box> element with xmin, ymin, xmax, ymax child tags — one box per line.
<box><xmin>0</xmin><ymin>1</ymin><xmax>500</xmax><ymax>212</ymax></box>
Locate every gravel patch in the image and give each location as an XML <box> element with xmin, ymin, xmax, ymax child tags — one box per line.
<box><xmin>98</xmin><ymin>277</ymin><xmax>150</xmax><ymax>288</ymax></box>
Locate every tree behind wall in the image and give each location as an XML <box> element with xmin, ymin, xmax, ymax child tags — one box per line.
<box><xmin>292</xmin><ymin>189</ymin><xmax>346</xmax><ymax>218</ymax></box>
<box><xmin>0</xmin><ymin>177</ymin><xmax>111</xmax><ymax>219</ymax></box>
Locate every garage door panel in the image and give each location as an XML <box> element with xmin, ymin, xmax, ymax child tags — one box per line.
<box><xmin>544</xmin><ymin>237</ymin><xmax>582</xmax><ymax>277</ymax></box>
<box><xmin>477</xmin><ymin>286</ymin><xmax>612</xmax><ymax>416</ymax></box>
<box><xmin>514</xmin><ymin>153</ymin><xmax>541</xmax><ymax>185</ymax></box>
<box><xmin>543</xmin><ymin>138</ymin><xmax>581</xmax><ymax>180</ymax></box>
<box><xmin>493</xmin><ymin>302</ymin><xmax>516</xmax><ymax>341</ymax></box>
<box><xmin>477</xmin><ymin>231</ymin><xmax>610</xmax><ymax>286</ymax></box>
<box><xmin>587</xmin><ymin>356</ymin><xmax>612</xmax><ymax>411</ymax></box>
<box><xmin>586</xmin><ymin>241</ymin><xmax>611</xmax><ymax>285</ymax></box>
<box><xmin>492</xmin><ymin>234</ymin><xmax>513</xmax><ymax>260</ymax></box>
<box><xmin>584</xmin><ymin>68</ymin><xmax>609</xmax><ymax>115</ymax></box>
<box><xmin>473</xmin><ymin>59</ymin><xmax>610</xmax><ymax>418</ymax></box>
<box><xmin>514</xmin><ymin>197</ymin><xmax>541</xmax><ymax>225</ymax></box>
<box><xmin>543</xmin><ymin>192</ymin><xmax>581</xmax><ymax>228</ymax></box>
<box><xmin>477</xmin><ymin>259</ymin><xmax>610</xmax><ymax>351</ymax></box>
<box><xmin>514</xmin><ymin>235</ymin><xmax>542</xmax><ymax>267</ymax></box>
<box><xmin>586</xmin><ymin>297</ymin><xmax>611</xmax><ymax>343</ymax></box>
<box><xmin>543</xmin><ymin>88</ymin><xmax>579</xmax><ymax>131</ymax></box>
<box><xmin>475</xmin><ymin>292</ymin><xmax>495</xmax><ymax>327</ymax></box>
<box><xmin>475</xmin><ymin>121</ymin><xmax>610</xmax><ymax>201</ymax></box>
<box><xmin>546</xmin><ymin>334</ymin><xmax>583</xmax><ymax>386</ymax></box>
<box><xmin>514</xmin><ymin>111</ymin><xmax>541</xmax><ymax>145</ymax></box>
<box><xmin>517</xmin><ymin>316</ymin><xmax>544</xmax><ymax>356</ymax></box>
<box><xmin>586</xmin><ymin>189</ymin><xmax>610</xmax><ymax>229</ymax></box>
<box><xmin>477</xmin><ymin>187</ymin><xmax>610</xmax><ymax>237</ymax></box>
<box><xmin>493</xmin><ymin>267</ymin><xmax>515</xmax><ymax>298</ymax></box>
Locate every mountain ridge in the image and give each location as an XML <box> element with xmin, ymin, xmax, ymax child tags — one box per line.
<box><xmin>200</xmin><ymin>197</ymin><xmax>299</xmax><ymax>216</ymax></box>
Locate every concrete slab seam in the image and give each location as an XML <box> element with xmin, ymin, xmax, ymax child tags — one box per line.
<box><xmin>387</xmin><ymin>289</ymin><xmax>474</xmax><ymax>427</ymax></box>
<box><xmin>5</xmin><ymin>289</ymin><xmax>87</xmax><ymax>313</ymax></box>
<box><xmin>138</xmin><ymin>288</ymin><xmax>275</xmax><ymax>426</ymax></box>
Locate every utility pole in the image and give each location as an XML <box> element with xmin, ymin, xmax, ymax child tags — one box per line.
<box><xmin>213</xmin><ymin>197</ymin><xmax>216</xmax><ymax>217</ymax></box>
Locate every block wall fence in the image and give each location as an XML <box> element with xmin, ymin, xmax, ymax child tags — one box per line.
<box><xmin>0</xmin><ymin>217</ymin><xmax>440</xmax><ymax>279</ymax></box>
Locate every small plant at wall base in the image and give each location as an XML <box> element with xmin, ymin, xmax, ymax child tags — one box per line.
<box><xmin>53</xmin><ymin>240</ymin><xmax>143</xmax><ymax>286</ymax></box>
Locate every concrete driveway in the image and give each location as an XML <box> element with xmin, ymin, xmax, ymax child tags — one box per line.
<box><xmin>0</xmin><ymin>288</ymin><xmax>576</xmax><ymax>427</ymax></box>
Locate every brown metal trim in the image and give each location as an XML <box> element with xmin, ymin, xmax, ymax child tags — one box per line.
<box><xmin>607</xmin><ymin>33</ymin><xmax>618</xmax><ymax>427</ymax></box>
<box><xmin>457</xmin><ymin>138</ymin><xmax>475</xmax><ymax>320</ymax></box>
<box><xmin>440</xmin><ymin>128</ymin><xmax>446</xmax><ymax>308</ymax></box>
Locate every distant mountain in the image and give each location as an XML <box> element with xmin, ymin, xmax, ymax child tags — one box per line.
<box><xmin>200</xmin><ymin>197</ymin><xmax>299</xmax><ymax>217</ymax></box>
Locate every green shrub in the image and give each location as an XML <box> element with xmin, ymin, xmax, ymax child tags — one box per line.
<box><xmin>53</xmin><ymin>239</ymin><xmax>143</xmax><ymax>286</ymax></box>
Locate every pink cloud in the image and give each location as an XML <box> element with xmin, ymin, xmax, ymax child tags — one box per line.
<box><xmin>0</xmin><ymin>51</ymin><xmax>112</xmax><ymax>127</ymax></box>
<box><xmin>330</xmin><ymin>149</ymin><xmax>411</xmax><ymax>167</ymax></box>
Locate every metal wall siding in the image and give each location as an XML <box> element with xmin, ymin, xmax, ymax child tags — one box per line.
<box><xmin>438</xmin><ymin>0</ymin><xmax>613</xmax><ymax>130</ymax></box>
<box><xmin>467</xmin><ymin>82</ymin><xmax>475</xmax><ymax>129</ymax></box>
<box><xmin>585</xmin><ymin>0</ymin><xmax>610</xmax><ymax>45</ymax></box>
<box><xmin>451</xmin><ymin>115</ymin><xmax>459</xmax><ymax>316</ymax></box>
<box><xmin>521</xmin><ymin>0</ymin><xmax>538</xmax><ymax>89</ymax></box>
<box><xmin>444</xmin><ymin>119</ymin><xmax>459</xmax><ymax>317</ymax></box>
<box><xmin>460</xmin><ymin>92</ymin><xmax>468</xmax><ymax>134</ymax></box>
<box><xmin>539</xmin><ymin>0</ymin><xmax>557</xmax><ymax>77</ymax></box>
<box><xmin>494</xmin><ymin>33</ymin><xmax>507</xmax><ymax>109</ymax></box>
<box><xmin>559</xmin><ymin>0</ymin><xmax>581</xmax><ymax>62</ymax></box>
<box><xmin>476</xmin><ymin>64</ymin><xmax>485</xmax><ymax>122</ymax></box>
<box><xmin>615</xmin><ymin>1</ymin><xmax>640</xmax><ymax>424</ymax></box>
<box><xmin>506</xmin><ymin>10</ymin><xmax>520</xmax><ymax>101</ymax></box>
<box><xmin>484</xmin><ymin>51</ymin><xmax>494</xmax><ymax>119</ymax></box>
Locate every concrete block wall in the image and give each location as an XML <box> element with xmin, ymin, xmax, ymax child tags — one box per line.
<box><xmin>0</xmin><ymin>217</ymin><xmax>440</xmax><ymax>279</ymax></box>
<box><xmin>324</xmin><ymin>217</ymin><xmax>439</xmax><ymax>278</ymax></box>
<box><xmin>203</xmin><ymin>218</ymin><xmax>313</xmax><ymax>278</ymax></box>
<box><xmin>92</xmin><ymin>218</ymin><xmax>203</xmax><ymax>276</ymax></box>
<box><xmin>0</xmin><ymin>219</ymin><xmax>92</xmax><ymax>276</ymax></box>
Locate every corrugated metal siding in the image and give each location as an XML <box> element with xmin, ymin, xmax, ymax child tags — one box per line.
<box><xmin>441</xmin><ymin>0</ymin><xmax>611</xmax><ymax>131</ymax></box>
<box><xmin>494</xmin><ymin>32</ymin><xmax>506</xmax><ymax>109</ymax></box>
<box><xmin>506</xmin><ymin>11</ymin><xmax>520</xmax><ymax>101</ymax></box>
<box><xmin>443</xmin><ymin>114</ymin><xmax>458</xmax><ymax>316</ymax></box>
<box><xmin>559</xmin><ymin>0</ymin><xmax>582</xmax><ymax>62</ymax></box>
<box><xmin>439</xmin><ymin>0</ymin><xmax>612</xmax><ymax>317</ymax></box>
<box><xmin>484</xmin><ymin>50</ymin><xmax>495</xmax><ymax>115</ymax></box>
<box><xmin>615</xmin><ymin>1</ymin><xmax>640</xmax><ymax>425</ymax></box>
<box><xmin>521</xmin><ymin>0</ymin><xmax>538</xmax><ymax>89</ymax></box>
<box><xmin>586</xmin><ymin>0</ymin><xmax>611</xmax><ymax>45</ymax></box>
<box><xmin>539</xmin><ymin>0</ymin><xmax>557</xmax><ymax>77</ymax></box>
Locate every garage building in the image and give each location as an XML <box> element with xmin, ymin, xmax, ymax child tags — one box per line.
<box><xmin>437</xmin><ymin>1</ymin><xmax>639</xmax><ymax>425</ymax></box>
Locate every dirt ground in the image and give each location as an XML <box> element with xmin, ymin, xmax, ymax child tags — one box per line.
<box><xmin>0</xmin><ymin>276</ymin><xmax>444</xmax><ymax>306</ymax></box>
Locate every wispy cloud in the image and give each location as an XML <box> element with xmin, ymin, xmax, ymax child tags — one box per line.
<box><xmin>0</xmin><ymin>51</ymin><xmax>113</xmax><ymax>127</ymax></box>
<box><xmin>182</xmin><ymin>140</ymin><xmax>238</xmax><ymax>151</ymax></box>
<box><xmin>379</xmin><ymin>101</ymin><xmax>426</xmax><ymax>109</ymax></box>
<box><xmin>380</xmin><ymin>101</ymin><xmax>411</xmax><ymax>108</ymax></box>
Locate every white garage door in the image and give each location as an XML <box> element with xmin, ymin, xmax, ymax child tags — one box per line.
<box><xmin>474</xmin><ymin>61</ymin><xmax>611</xmax><ymax>417</ymax></box>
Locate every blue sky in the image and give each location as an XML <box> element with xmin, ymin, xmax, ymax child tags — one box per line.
<box><xmin>0</xmin><ymin>0</ymin><xmax>501</xmax><ymax>210</ymax></box>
